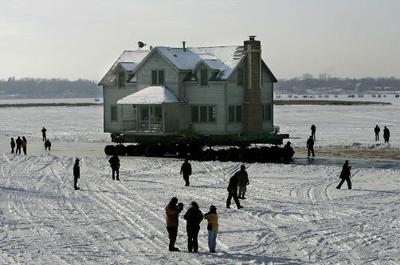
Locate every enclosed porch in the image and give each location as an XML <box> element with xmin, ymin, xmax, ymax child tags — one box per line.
<box><xmin>116</xmin><ymin>86</ymin><xmax>181</xmax><ymax>133</ymax></box>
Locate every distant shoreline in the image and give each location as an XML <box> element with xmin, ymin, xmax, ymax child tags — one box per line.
<box><xmin>274</xmin><ymin>100</ymin><xmax>391</xmax><ymax>105</ymax></box>
<box><xmin>0</xmin><ymin>103</ymin><xmax>103</xmax><ymax>108</ymax></box>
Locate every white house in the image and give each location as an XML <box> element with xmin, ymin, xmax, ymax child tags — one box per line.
<box><xmin>99</xmin><ymin>36</ymin><xmax>280</xmax><ymax>144</ymax></box>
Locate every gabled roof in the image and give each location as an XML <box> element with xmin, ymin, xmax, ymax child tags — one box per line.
<box><xmin>99</xmin><ymin>50</ymin><xmax>149</xmax><ymax>85</ymax></box>
<box><xmin>100</xmin><ymin>44</ymin><xmax>277</xmax><ymax>83</ymax></box>
<box><xmin>116</xmin><ymin>86</ymin><xmax>180</xmax><ymax>105</ymax></box>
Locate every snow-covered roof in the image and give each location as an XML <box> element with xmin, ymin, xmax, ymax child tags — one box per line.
<box><xmin>116</xmin><ymin>86</ymin><xmax>180</xmax><ymax>105</ymax></box>
<box><xmin>101</xmin><ymin>45</ymin><xmax>246</xmax><ymax>82</ymax></box>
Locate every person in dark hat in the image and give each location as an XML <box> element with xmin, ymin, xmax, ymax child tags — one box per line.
<box><xmin>10</xmin><ymin>137</ymin><xmax>15</xmax><ymax>153</ymax></box>
<box><xmin>183</xmin><ymin>201</ymin><xmax>203</xmax><ymax>253</ymax></box>
<box><xmin>73</xmin><ymin>158</ymin><xmax>80</xmax><ymax>190</ymax></box>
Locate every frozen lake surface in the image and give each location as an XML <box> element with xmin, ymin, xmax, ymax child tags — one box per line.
<box><xmin>0</xmin><ymin>102</ymin><xmax>399</xmax><ymax>264</ymax></box>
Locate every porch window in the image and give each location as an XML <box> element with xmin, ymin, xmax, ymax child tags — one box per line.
<box><xmin>151</xmin><ymin>70</ymin><xmax>165</xmax><ymax>85</ymax></box>
<box><xmin>191</xmin><ymin>106</ymin><xmax>199</xmax><ymax>123</ymax></box>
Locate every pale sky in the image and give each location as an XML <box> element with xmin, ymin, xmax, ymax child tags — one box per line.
<box><xmin>0</xmin><ymin>0</ymin><xmax>399</xmax><ymax>81</ymax></box>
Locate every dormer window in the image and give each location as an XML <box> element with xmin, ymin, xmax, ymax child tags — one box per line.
<box><xmin>152</xmin><ymin>70</ymin><xmax>165</xmax><ymax>85</ymax></box>
<box><xmin>200</xmin><ymin>69</ymin><xmax>208</xmax><ymax>86</ymax></box>
<box><xmin>118</xmin><ymin>72</ymin><xmax>125</xmax><ymax>87</ymax></box>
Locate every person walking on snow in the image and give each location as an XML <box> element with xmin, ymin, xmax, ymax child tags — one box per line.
<box><xmin>22</xmin><ymin>136</ymin><xmax>27</xmax><ymax>155</ymax></box>
<box><xmin>336</xmin><ymin>160</ymin><xmax>352</xmax><ymax>190</ymax></box>
<box><xmin>311</xmin><ymin>124</ymin><xmax>316</xmax><ymax>140</ymax></box>
<box><xmin>383</xmin><ymin>126</ymin><xmax>390</xmax><ymax>143</ymax></box>
<box><xmin>15</xmin><ymin>136</ymin><xmax>22</xmax><ymax>155</ymax></box>
<box><xmin>374</xmin><ymin>125</ymin><xmax>380</xmax><ymax>141</ymax></box>
<box><xmin>73</xmin><ymin>158</ymin><xmax>80</xmax><ymax>190</ymax></box>
<box><xmin>10</xmin><ymin>137</ymin><xmax>15</xmax><ymax>153</ymax></box>
<box><xmin>109</xmin><ymin>153</ymin><xmax>120</xmax><ymax>180</ymax></box>
<box><xmin>165</xmin><ymin>197</ymin><xmax>184</xmax><ymax>251</ymax></box>
<box><xmin>204</xmin><ymin>205</ymin><xmax>218</xmax><ymax>253</ymax></box>
<box><xmin>41</xmin><ymin>127</ymin><xmax>47</xmax><ymax>141</ymax></box>
<box><xmin>226</xmin><ymin>172</ymin><xmax>243</xmax><ymax>209</ymax></box>
<box><xmin>307</xmin><ymin>136</ymin><xmax>315</xmax><ymax>157</ymax></box>
<box><xmin>183</xmin><ymin>202</ymin><xmax>203</xmax><ymax>253</ymax></box>
<box><xmin>237</xmin><ymin>165</ymin><xmax>249</xmax><ymax>199</ymax></box>
<box><xmin>44</xmin><ymin>139</ymin><xmax>52</xmax><ymax>150</ymax></box>
<box><xmin>180</xmin><ymin>158</ymin><xmax>192</xmax><ymax>186</ymax></box>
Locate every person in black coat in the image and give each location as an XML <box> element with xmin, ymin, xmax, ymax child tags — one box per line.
<box><xmin>109</xmin><ymin>154</ymin><xmax>120</xmax><ymax>180</ymax></box>
<box><xmin>44</xmin><ymin>139</ymin><xmax>52</xmax><ymax>150</ymax></box>
<box><xmin>73</xmin><ymin>158</ymin><xmax>80</xmax><ymax>190</ymax></box>
<box><xmin>311</xmin><ymin>124</ymin><xmax>316</xmax><ymax>140</ymax></box>
<box><xmin>374</xmin><ymin>125</ymin><xmax>380</xmax><ymax>141</ymax></box>
<box><xmin>183</xmin><ymin>202</ymin><xmax>203</xmax><ymax>253</ymax></box>
<box><xmin>307</xmin><ymin>136</ymin><xmax>315</xmax><ymax>157</ymax></box>
<box><xmin>383</xmin><ymin>126</ymin><xmax>390</xmax><ymax>143</ymax></box>
<box><xmin>15</xmin><ymin>136</ymin><xmax>22</xmax><ymax>155</ymax></box>
<box><xmin>226</xmin><ymin>172</ymin><xmax>242</xmax><ymax>209</ymax></box>
<box><xmin>10</xmin><ymin>137</ymin><xmax>15</xmax><ymax>153</ymax></box>
<box><xmin>41</xmin><ymin>127</ymin><xmax>47</xmax><ymax>141</ymax></box>
<box><xmin>282</xmin><ymin>141</ymin><xmax>295</xmax><ymax>161</ymax></box>
<box><xmin>180</xmin><ymin>159</ymin><xmax>192</xmax><ymax>186</ymax></box>
<box><xmin>336</xmin><ymin>160</ymin><xmax>352</xmax><ymax>190</ymax></box>
<box><xmin>22</xmin><ymin>136</ymin><xmax>27</xmax><ymax>155</ymax></box>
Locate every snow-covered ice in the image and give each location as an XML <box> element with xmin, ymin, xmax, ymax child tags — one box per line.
<box><xmin>0</xmin><ymin>102</ymin><xmax>399</xmax><ymax>264</ymax></box>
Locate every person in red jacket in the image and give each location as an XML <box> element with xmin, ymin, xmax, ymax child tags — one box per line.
<box><xmin>165</xmin><ymin>197</ymin><xmax>184</xmax><ymax>251</ymax></box>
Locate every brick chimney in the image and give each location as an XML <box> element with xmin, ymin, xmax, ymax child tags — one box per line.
<box><xmin>243</xmin><ymin>35</ymin><xmax>262</xmax><ymax>135</ymax></box>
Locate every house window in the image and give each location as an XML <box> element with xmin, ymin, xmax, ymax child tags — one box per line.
<box><xmin>151</xmin><ymin>70</ymin><xmax>165</xmax><ymax>85</ymax></box>
<box><xmin>228</xmin><ymin>105</ymin><xmax>242</xmax><ymax>123</ymax></box>
<box><xmin>262</xmin><ymin>103</ymin><xmax>272</xmax><ymax>121</ymax></box>
<box><xmin>191</xmin><ymin>106</ymin><xmax>199</xmax><ymax>123</ymax></box>
<box><xmin>200</xmin><ymin>69</ymin><xmax>208</xmax><ymax>86</ymax></box>
<box><xmin>118</xmin><ymin>72</ymin><xmax>125</xmax><ymax>87</ymax></box>
<box><xmin>111</xmin><ymin>105</ymin><xmax>118</xmax><ymax>121</ymax></box>
<box><xmin>191</xmin><ymin>105</ymin><xmax>217</xmax><ymax>123</ymax></box>
<box><xmin>237</xmin><ymin>68</ymin><xmax>244</xmax><ymax>86</ymax></box>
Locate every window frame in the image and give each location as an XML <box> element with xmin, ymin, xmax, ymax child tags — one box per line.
<box><xmin>151</xmin><ymin>69</ymin><xmax>165</xmax><ymax>85</ymax></box>
<box><xmin>190</xmin><ymin>105</ymin><xmax>217</xmax><ymax>124</ymax></box>
<box><xmin>111</xmin><ymin>105</ymin><xmax>118</xmax><ymax>121</ymax></box>
<box><xmin>228</xmin><ymin>105</ymin><xmax>242</xmax><ymax>123</ymax></box>
<box><xmin>118</xmin><ymin>72</ymin><xmax>125</xmax><ymax>88</ymax></box>
<box><xmin>200</xmin><ymin>69</ymin><xmax>208</xmax><ymax>86</ymax></box>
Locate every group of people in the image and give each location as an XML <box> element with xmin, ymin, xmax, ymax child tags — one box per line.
<box><xmin>374</xmin><ymin>125</ymin><xmax>391</xmax><ymax>143</ymax></box>
<box><xmin>10</xmin><ymin>136</ymin><xmax>28</xmax><ymax>155</ymax></box>
<box><xmin>165</xmin><ymin>197</ymin><xmax>218</xmax><ymax>253</ymax></box>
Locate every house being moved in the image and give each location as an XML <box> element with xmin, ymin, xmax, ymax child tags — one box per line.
<box><xmin>100</xmin><ymin>36</ymin><xmax>285</xmax><ymax>146</ymax></box>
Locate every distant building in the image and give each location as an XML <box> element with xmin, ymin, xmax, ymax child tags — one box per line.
<box><xmin>99</xmin><ymin>36</ymin><xmax>279</xmax><ymax>143</ymax></box>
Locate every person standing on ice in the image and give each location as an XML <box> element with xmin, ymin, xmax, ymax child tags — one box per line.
<box><xmin>10</xmin><ymin>137</ymin><xmax>15</xmax><ymax>153</ymax></box>
<box><xmin>109</xmin><ymin>153</ymin><xmax>120</xmax><ymax>180</ymax></box>
<box><xmin>374</xmin><ymin>125</ymin><xmax>380</xmax><ymax>141</ymax></box>
<box><xmin>180</xmin><ymin>158</ymin><xmax>192</xmax><ymax>186</ymax></box>
<box><xmin>282</xmin><ymin>141</ymin><xmax>295</xmax><ymax>161</ymax></box>
<box><xmin>73</xmin><ymin>158</ymin><xmax>80</xmax><ymax>190</ymax></box>
<box><xmin>336</xmin><ymin>160</ymin><xmax>352</xmax><ymax>190</ymax></box>
<box><xmin>183</xmin><ymin>201</ymin><xmax>203</xmax><ymax>253</ymax></box>
<box><xmin>204</xmin><ymin>205</ymin><xmax>218</xmax><ymax>253</ymax></box>
<box><xmin>41</xmin><ymin>127</ymin><xmax>47</xmax><ymax>141</ymax></box>
<box><xmin>237</xmin><ymin>165</ymin><xmax>249</xmax><ymax>199</ymax></box>
<box><xmin>307</xmin><ymin>136</ymin><xmax>315</xmax><ymax>157</ymax></box>
<box><xmin>226</xmin><ymin>172</ymin><xmax>243</xmax><ymax>209</ymax></box>
<box><xmin>15</xmin><ymin>136</ymin><xmax>22</xmax><ymax>155</ymax></box>
<box><xmin>165</xmin><ymin>197</ymin><xmax>184</xmax><ymax>251</ymax></box>
<box><xmin>383</xmin><ymin>126</ymin><xmax>390</xmax><ymax>143</ymax></box>
<box><xmin>44</xmin><ymin>139</ymin><xmax>51</xmax><ymax>151</ymax></box>
<box><xmin>22</xmin><ymin>136</ymin><xmax>27</xmax><ymax>155</ymax></box>
<box><xmin>311</xmin><ymin>124</ymin><xmax>316</xmax><ymax>140</ymax></box>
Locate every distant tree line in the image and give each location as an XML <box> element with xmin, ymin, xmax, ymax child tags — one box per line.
<box><xmin>276</xmin><ymin>75</ymin><xmax>400</xmax><ymax>94</ymax></box>
<box><xmin>0</xmin><ymin>78</ymin><xmax>102</xmax><ymax>99</ymax></box>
